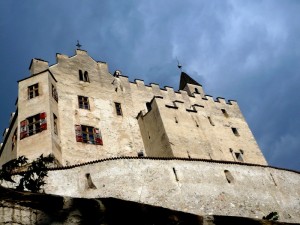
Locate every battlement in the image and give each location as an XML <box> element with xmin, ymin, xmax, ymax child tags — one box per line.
<box><xmin>29</xmin><ymin>50</ymin><xmax>234</xmax><ymax>108</ymax></box>
<box><xmin>129</xmin><ymin>79</ymin><xmax>235</xmax><ymax>108</ymax></box>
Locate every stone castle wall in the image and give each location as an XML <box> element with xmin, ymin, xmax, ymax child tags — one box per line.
<box><xmin>41</xmin><ymin>158</ymin><xmax>300</xmax><ymax>223</ymax></box>
<box><xmin>1</xmin><ymin>185</ymin><xmax>294</xmax><ymax>225</ymax></box>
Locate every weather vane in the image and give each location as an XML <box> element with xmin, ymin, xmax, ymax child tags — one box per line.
<box><xmin>76</xmin><ymin>40</ymin><xmax>82</xmax><ymax>49</ymax></box>
<box><xmin>176</xmin><ymin>57</ymin><xmax>182</xmax><ymax>71</ymax></box>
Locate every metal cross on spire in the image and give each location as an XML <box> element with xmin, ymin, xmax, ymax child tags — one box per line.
<box><xmin>76</xmin><ymin>40</ymin><xmax>82</xmax><ymax>49</ymax></box>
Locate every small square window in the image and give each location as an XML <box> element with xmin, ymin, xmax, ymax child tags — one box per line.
<box><xmin>28</xmin><ymin>83</ymin><xmax>39</xmax><ymax>99</ymax></box>
<box><xmin>231</xmin><ymin>127</ymin><xmax>239</xmax><ymax>136</ymax></box>
<box><xmin>115</xmin><ymin>102</ymin><xmax>122</xmax><ymax>116</ymax></box>
<box><xmin>78</xmin><ymin>96</ymin><xmax>90</xmax><ymax>110</ymax></box>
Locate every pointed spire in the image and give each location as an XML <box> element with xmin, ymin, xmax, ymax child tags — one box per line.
<box><xmin>179</xmin><ymin>72</ymin><xmax>201</xmax><ymax>90</ymax></box>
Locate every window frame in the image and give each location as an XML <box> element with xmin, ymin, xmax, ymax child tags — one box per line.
<box><xmin>27</xmin><ymin>114</ymin><xmax>41</xmax><ymax>136</ymax></box>
<box><xmin>78</xmin><ymin>96</ymin><xmax>90</xmax><ymax>110</ymax></box>
<box><xmin>28</xmin><ymin>83</ymin><xmax>39</xmax><ymax>99</ymax></box>
<box><xmin>20</xmin><ymin>112</ymin><xmax>47</xmax><ymax>139</ymax></box>
<box><xmin>114</xmin><ymin>102</ymin><xmax>122</xmax><ymax>116</ymax></box>
<box><xmin>52</xmin><ymin>84</ymin><xmax>58</xmax><ymax>102</ymax></box>
<box><xmin>75</xmin><ymin>124</ymin><xmax>103</xmax><ymax>145</ymax></box>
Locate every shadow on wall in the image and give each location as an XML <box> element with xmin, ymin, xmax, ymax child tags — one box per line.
<box><xmin>0</xmin><ymin>186</ymin><xmax>292</xmax><ymax>225</ymax></box>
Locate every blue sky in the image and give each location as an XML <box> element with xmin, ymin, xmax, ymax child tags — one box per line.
<box><xmin>0</xmin><ymin>1</ymin><xmax>299</xmax><ymax>170</ymax></box>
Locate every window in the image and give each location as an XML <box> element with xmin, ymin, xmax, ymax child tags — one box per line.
<box><xmin>235</xmin><ymin>152</ymin><xmax>243</xmax><ymax>162</ymax></box>
<box><xmin>231</xmin><ymin>127</ymin><xmax>239</xmax><ymax>136</ymax></box>
<box><xmin>75</xmin><ymin>125</ymin><xmax>103</xmax><ymax>145</ymax></box>
<box><xmin>79</xmin><ymin>70</ymin><xmax>89</xmax><ymax>82</ymax></box>
<box><xmin>79</xmin><ymin>70</ymin><xmax>83</xmax><ymax>81</ymax></box>
<box><xmin>221</xmin><ymin>109</ymin><xmax>229</xmax><ymax>117</ymax></box>
<box><xmin>52</xmin><ymin>84</ymin><xmax>58</xmax><ymax>102</ymax></box>
<box><xmin>84</xmin><ymin>71</ymin><xmax>89</xmax><ymax>82</ymax></box>
<box><xmin>78</xmin><ymin>96</ymin><xmax>90</xmax><ymax>109</ymax></box>
<box><xmin>20</xmin><ymin>112</ymin><xmax>47</xmax><ymax>139</ymax></box>
<box><xmin>53</xmin><ymin>114</ymin><xmax>58</xmax><ymax>135</ymax></box>
<box><xmin>195</xmin><ymin>88</ymin><xmax>199</xmax><ymax>94</ymax></box>
<box><xmin>12</xmin><ymin>128</ymin><xmax>17</xmax><ymax>150</ymax></box>
<box><xmin>28</xmin><ymin>83</ymin><xmax>39</xmax><ymax>99</ymax></box>
<box><xmin>115</xmin><ymin>102</ymin><xmax>122</xmax><ymax>116</ymax></box>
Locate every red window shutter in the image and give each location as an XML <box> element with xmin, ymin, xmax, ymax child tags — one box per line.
<box><xmin>40</xmin><ymin>112</ymin><xmax>47</xmax><ymax>131</ymax></box>
<box><xmin>20</xmin><ymin>120</ymin><xmax>28</xmax><ymax>139</ymax></box>
<box><xmin>75</xmin><ymin>125</ymin><xmax>83</xmax><ymax>142</ymax></box>
<box><xmin>94</xmin><ymin>128</ymin><xmax>103</xmax><ymax>145</ymax></box>
<box><xmin>40</xmin><ymin>112</ymin><xmax>46</xmax><ymax>119</ymax></box>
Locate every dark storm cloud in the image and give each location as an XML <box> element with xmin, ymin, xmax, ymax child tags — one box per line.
<box><xmin>0</xmin><ymin>0</ymin><xmax>299</xmax><ymax>170</ymax></box>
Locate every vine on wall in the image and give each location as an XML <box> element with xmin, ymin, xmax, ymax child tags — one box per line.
<box><xmin>0</xmin><ymin>154</ymin><xmax>54</xmax><ymax>192</ymax></box>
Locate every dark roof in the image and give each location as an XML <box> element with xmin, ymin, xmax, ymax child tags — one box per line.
<box><xmin>179</xmin><ymin>72</ymin><xmax>201</xmax><ymax>90</ymax></box>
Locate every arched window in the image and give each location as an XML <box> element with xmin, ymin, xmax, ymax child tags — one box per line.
<box><xmin>195</xmin><ymin>88</ymin><xmax>199</xmax><ymax>94</ymax></box>
<box><xmin>79</xmin><ymin>70</ymin><xmax>83</xmax><ymax>81</ymax></box>
<box><xmin>79</xmin><ymin>70</ymin><xmax>89</xmax><ymax>82</ymax></box>
<box><xmin>84</xmin><ymin>71</ymin><xmax>89</xmax><ymax>82</ymax></box>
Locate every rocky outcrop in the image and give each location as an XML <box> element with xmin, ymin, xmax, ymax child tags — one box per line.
<box><xmin>0</xmin><ymin>186</ymin><xmax>296</xmax><ymax>225</ymax></box>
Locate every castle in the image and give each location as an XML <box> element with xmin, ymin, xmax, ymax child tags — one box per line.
<box><xmin>0</xmin><ymin>49</ymin><xmax>299</xmax><ymax>223</ymax></box>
